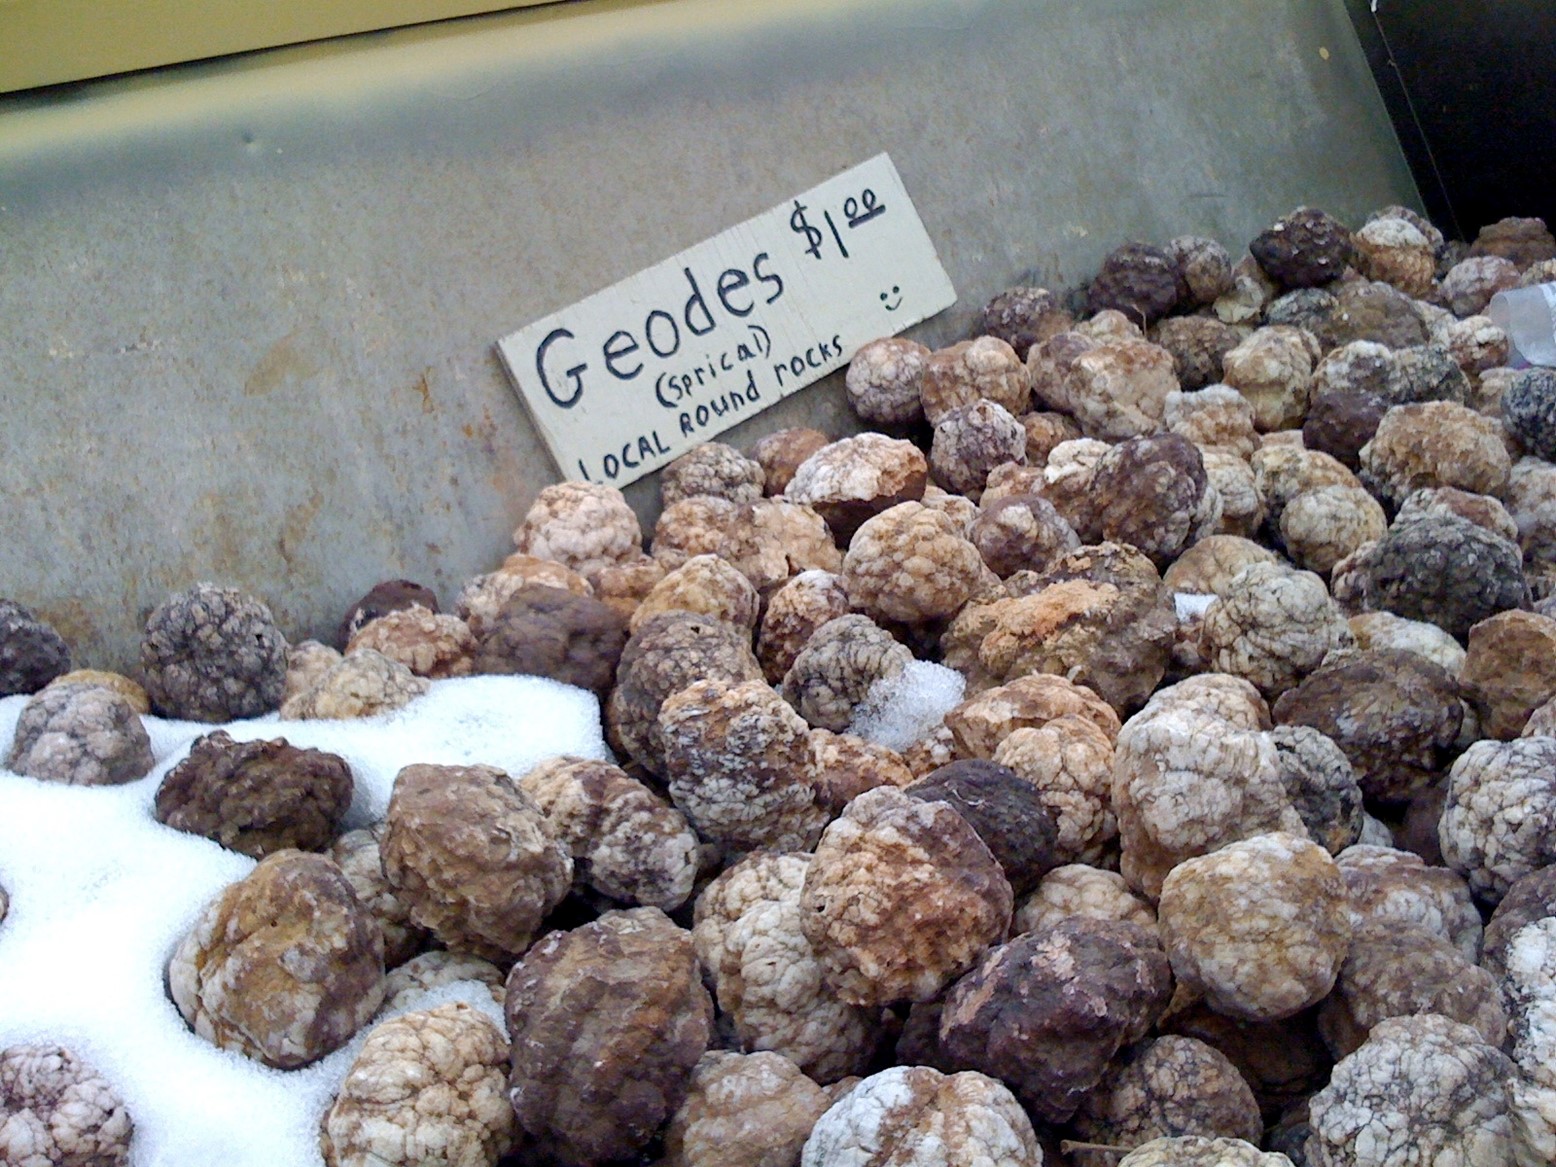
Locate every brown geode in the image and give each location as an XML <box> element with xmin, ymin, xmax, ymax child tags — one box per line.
<box><xmin>155</xmin><ymin>730</ymin><xmax>353</xmax><ymax>858</ymax></box>
<box><xmin>504</xmin><ymin>907</ymin><xmax>713</xmax><ymax>1166</ymax></box>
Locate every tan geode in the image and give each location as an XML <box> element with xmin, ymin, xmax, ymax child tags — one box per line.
<box><xmin>693</xmin><ymin>852</ymin><xmax>879</xmax><ymax>1083</ymax></box>
<box><xmin>800</xmin><ymin>1066</ymin><xmax>1042</xmax><ymax>1167</ymax></box>
<box><xmin>784</xmin><ymin>433</ymin><xmax>929</xmax><ymax>543</ymax></box>
<box><xmin>505</xmin><ymin>908</ymin><xmax>713</xmax><ymax>1167</ymax></box>
<box><xmin>1460</xmin><ymin>610</ymin><xmax>1556</xmax><ymax>739</ymax></box>
<box><xmin>659</xmin><ymin>678</ymin><xmax>827</xmax><ymax>854</ymax></box>
<box><xmin>167</xmin><ymin>850</ymin><xmax>385</xmax><ymax>1069</ymax></box>
<box><xmin>663</xmin><ymin>1051</ymin><xmax>832</xmax><ymax>1167</ymax></box>
<box><xmin>346</xmin><ymin>607</ymin><xmax>476</xmax><ymax>678</ymax></box>
<box><xmin>519</xmin><ymin>756</ymin><xmax>700</xmax><ymax>911</ymax></box>
<box><xmin>280</xmin><ymin>649</ymin><xmax>429</xmax><ymax>720</ymax></box>
<box><xmin>381</xmin><ymin>763</ymin><xmax>571</xmax><ymax>962</ymax></box>
<box><xmin>0</xmin><ymin>1043</ymin><xmax>135</xmax><ymax>1167</ymax></box>
<box><xmin>320</xmin><ymin>1002</ymin><xmax>515</xmax><ymax>1167</ymax></box>
<box><xmin>800</xmin><ymin>787</ymin><xmax>1013</xmax><ymax>1006</ymax></box>
<box><xmin>842</xmin><ymin>502</ymin><xmax>985</xmax><ymax>625</ymax></box>
<box><xmin>1157</xmin><ymin>832</ymin><xmax>1352</xmax><ymax>1022</ymax></box>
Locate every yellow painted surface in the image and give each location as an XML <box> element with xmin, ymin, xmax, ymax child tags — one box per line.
<box><xmin>0</xmin><ymin>0</ymin><xmax>560</xmax><ymax>93</ymax></box>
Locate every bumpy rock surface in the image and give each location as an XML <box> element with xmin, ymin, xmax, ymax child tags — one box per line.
<box><xmin>1251</xmin><ymin>207</ymin><xmax>1354</xmax><ymax>288</ymax></box>
<box><xmin>979</xmin><ymin>542</ymin><xmax>1177</xmax><ymax>713</ymax></box>
<box><xmin>519</xmin><ymin>755</ymin><xmax>699</xmax><ymax>911</ymax></box>
<box><xmin>1120</xmin><ymin>1137</ymin><xmax>1293</xmax><ymax>1167</ymax></box>
<box><xmin>0</xmin><ymin>600</ymin><xmax>70</xmax><ymax>697</ymax></box>
<box><xmin>328</xmin><ymin>824</ymin><xmax>427</xmax><ymax>969</ymax></box>
<box><xmin>0</xmin><ymin>1043</ymin><xmax>134</xmax><ymax>1167</ymax></box>
<box><xmin>511</xmin><ymin>481</ymin><xmax>643</xmax><ymax>578</ymax></box>
<box><xmin>1271</xmin><ymin>724</ymin><xmax>1365</xmax><ymax>854</ymax></box>
<box><xmin>799</xmin><ymin>1065</ymin><xmax>1041</xmax><ymax>1167</ymax></box>
<box><xmin>749</xmin><ymin>428</ymin><xmax>832</xmax><ymax>497</ymax></box>
<box><xmin>904</xmin><ymin>759</ymin><xmax>1062</xmax><ymax>895</ymax></box>
<box><xmin>1305</xmin><ymin>1014</ymin><xmax>1515</xmax><ymax>1167</ymax></box>
<box><xmin>663</xmin><ymin>1051</ymin><xmax>832</xmax><ymax>1167</ymax></box>
<box><xmin>346</xmin><ymin>607</ymin><xmax>475</xmax><ymax>679</ymax></box>
<box><xmin>1222</xmin><ymin>326</ymin><xmax>1320</xmax><ymax>432</ymax></box>
<box><xmin>280</xmin><ymin>649</ymin><xmax>429</xmax><ymax>720</ymax></box>
<box><xmin>630</xmin><ymin>553</ymin><xmax>760</xmax><ymax>636</ymax></box>
<box><xmin>1482</xmin><ymin>866</ymin><xmax>1556</xmax><ymax>981</ymax></box>
<box><xmin>472</xmin><ymin>584</ymin><xmax>627</xmax><ymax>698</ymax></box>
<box><xmin>1014</xmin><ymin>864</ymin><xmax>1154</xmax><ymax>934</ymax></box>
<box><xmin>381</xmin><ymin>763</ymin><xmax>571</xmax><ymax>962</ymax></box>
<box><xmin>945</xmin><ymin>671</ymin><xmax>1121</xmax><ymax>758</ymax></box>
<box><xmin>320</xmin><ymin>1002</ymin><xmax>514</xmax><ymax>1167</ymax></box>
<box><xmin>781</xmin><ymin>614</ymin><xmax>913</xmax><ymax>732</ymax></box>
<box><xmin>607</xmin><ymin>612</ymin><xmax>763</xmax><ymax>776</ymax></box>
<box><xmin>1273</xmin><ymin>649</ymin><xmax>1462</xmax><ymax>803</ymax></box>
<box><xmin>1339</xmin><ymin>512</ymin><xmax>1528</xmax><ymax>641</ymax></box>
<box><xmin>1460</xmin><ymin>610</ymin><xmax>1556</xmax><ymax>738</ymax></box>
<box><xmin>977</xmin><ymin>286</ymin><xmax>1074</xmax><ymax>359</ymax></box>
<box><xmin>155</xmin><ymin>730</ymin><xmax>352</xmax><ymax>857</ymax></box>
<box><xmin>1198</xmin><ymin>563</ymin><xmax>1350</xmax><ymax>699</ymax></box>
<box><xmin>5</xmin><ymin>682</ymin><xmax>153</xmax><ymax>787</ymax></box>
<box><xmin>846</xmin><ymin>337</ymin><xmax>931</xmax><ymax>428</ymax></box>
<box><xmin>1360</xmin><ymin>401</ymin><xmax>1511</xmax><ymax>507</ymax></box>
<box><xmin>1439</xmin><ymin>735</ymin><xmax>1556</xmax><ymax>903</ymax></box>
<box><xmin>757</xmin><ymin>570</ymin><xmax>851</xmax><ymax>685</ymax></box>
<box><xmin>1072</xmin><ymin>1036</ymin><xmax>1263</xmax><ymax>1164</ymax></box>
<box><xmin>1113</xmin><ymin>695</ymin><xmax>1302</xmax><ymax>899</ymax></box>
<box><xmin>338</xmin><ymin>578</ymin><xmax>442</xmax><ymax>647</ymax></box>
<box><xmin>784</xmin><ymin>434</ymin><xmax>929</xmax><ymax>542</ymax></box>
<box><xmin>937</xmin><ymin>916</ymin><xmax>1172</xmax><ymax>1122</ymax></box>
<box><xmin>920</xmin><ymin>337</ymin><xmax>1030</xmax><ymax>426</ymax></box>
<box><xmin>140</xmin><ymin>583</ymin><xmax>289</xmax><ymax>721</ymax></box>
<box><xmin>1087</xmin><ymin>240</ymin><xmax>1184</xmax><ymax>324</ymax></box>
<box><xmin>1336</xmin><ymin>844</ymin><xmax>1481</xmax><ymax>959</ymax></box>
<box><xmin>693</xmin><ymin>852</ymin><xmax>878</xmax><ymax>1083</ymax></box>
<box><xmin>1316</xmin><ymin>920</ymin><xmax>1506</xmax><ymax>1059</ymax></box>
<box><xmin>1157</xmin><ymin>832</ymin><xmax>1352</xmax><ymax>1021</ymax></box>
<box><xmin>800</xmin><ymin>787</ymin><xmax>1012</xmax><ymax>1006</ymax></box>
<box><xmin>504</xmin><ymin>908</ymin><xmax>713</xmax><ymax>1166</ymax></box>
<box><xmin>456</xmin><ymin>557</ymin><xmax>592</xmax><ymax>638</ymax></box>
<box><xmin>659</xmin><ymin>678</ymin><xmax>826</xmax><ymax>854</ymax></box>
<box><xmin>992</xmin><ymin>713</ymin><xmax>1118</xmax><ymax>865</ymax></box>
<box><xmin>1081</xmin><ymin>434</ymin><xmax>1216</xmax><ymax>567</ymax></box>
<box><xmin>44</xmin><ymin>669</ymin><xmax>150</xmax><ymax>713</ymax></box>
<box><xmin>841</xmin><ymin>502</ymin><xmax>985</xmax><ymax>625</ymax></box>
<box><xmin>929</xmin><ymin>399</ymin><xmax>1027</xmax><ymax>497</ymax></box>
<box><xmin>660</xmin><ymin>442</ymin><xmax>766</xmax><ymax>507</ymax></box>
<box><xmin>167</xmin><ymin>850</ymin><xmax>385</xmax><ymax>1069</ymax></box>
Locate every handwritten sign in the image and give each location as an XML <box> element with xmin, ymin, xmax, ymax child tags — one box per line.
<box><xmin>496</xmin><ymin>153</ymin><xmax>956</xmax><ymax>487</ymax></box>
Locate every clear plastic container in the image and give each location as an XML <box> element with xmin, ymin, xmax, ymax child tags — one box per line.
<box><xmin>1487</xmin><ymin>282</ymin><xmax>1556</xmax><ymax>368</ymax></box>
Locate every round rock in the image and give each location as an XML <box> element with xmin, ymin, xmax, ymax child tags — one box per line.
<box><xmin>504</xmin><ymin>907</ymin><xmax>713</xmax><ymax>1166</ymax></box>
<box><xmin>381</xmin><ymin>762</ymin><xmax>571</xmax><ymax>962</ymax></box>
<box><xmin>0</xmin><ymin>600</ymin><xmax>70</xmax><ymax>697</ymax></box>
<box><xmin>155</xmin><ymin>730</ymin><xmax>352</xmax><ymax>857</ymax></box>
<box><xmin>1157</xmin><ymin>832</ymin><xmax>1352</xmax><ymax>1022</ymax></box>
<box><xmin>140</xmin><ymin>582</ymin><xmax>289</xmax><ymax>721</ymax></box>
<box><xmin>5</xmin><ymin>682</ymin><xmax>152</xmax><ymax>787</ymax></box>
<box><xmin>166</xmin><ymin>850</ymin><xmax>385</xmax><ymax>1069</ymax></box>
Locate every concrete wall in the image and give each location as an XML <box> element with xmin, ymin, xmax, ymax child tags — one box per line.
<box><xmin>0</xmin><ymin>0</ymin><xmax>1417</xmax><ymax>672</ymax></box>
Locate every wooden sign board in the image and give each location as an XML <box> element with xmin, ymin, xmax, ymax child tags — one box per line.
<box><xmin>496</xmin><ymin>153</ymin><xmax>956</xmax><ymax>487</ymax></box>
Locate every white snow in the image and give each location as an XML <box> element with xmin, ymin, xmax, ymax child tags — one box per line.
<box><xmin>846</xmin><ymin>659</ymin><xmax>965</xmax><ymax>753</ymax></box>
<box><xmin>0</xmin><ymin>675</ymin><xmax>608</xmax><ymax>1167</ymax></box>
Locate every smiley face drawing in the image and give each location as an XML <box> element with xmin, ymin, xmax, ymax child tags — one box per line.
<box><xmin>879</xmin><ymin>285</ymin><xmax>902</xmax><ymax>311</ymax></box>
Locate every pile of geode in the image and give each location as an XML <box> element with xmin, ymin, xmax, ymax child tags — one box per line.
<box><xmin>6</xmin><ymin>206</ymin><xmax>1556</xmax><ymax>1167</ymax></box>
